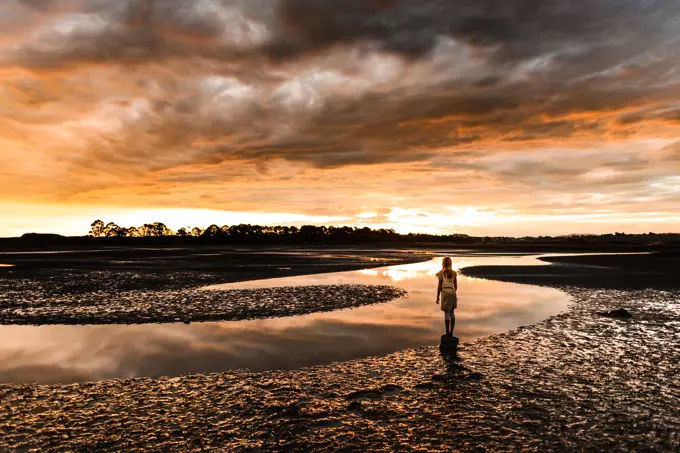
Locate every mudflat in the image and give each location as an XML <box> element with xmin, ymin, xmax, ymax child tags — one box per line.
<box><xmin>0</xmin><ymin>246</ymin><xmax>432</xmax><ymax>287</ymax></box>
<box><xmin>0</xmin><ymin>247</ymin><xmax>428</xmax><ymax>325</ymax></box>
<box><xmin>1</xmin><ymin>249</ymin><xmax>678</xmax><ymax>451</ymax></box>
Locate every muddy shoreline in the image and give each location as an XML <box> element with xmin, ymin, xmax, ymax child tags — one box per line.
<box><xmin>1</xmin><ymin>251</ymin><xmax>679</xmax><ymax>451</ymax></box>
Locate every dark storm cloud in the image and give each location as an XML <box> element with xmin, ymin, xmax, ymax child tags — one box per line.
<box><xmin>1</xmin><ymin>0</ymin><xmax>272</xmax><ymax>69</ymax></box>
<box><xmin>277</xmin><ymin>0</ymin><xmax>673</xmax><ymax>60</ymax></box>
<box><xmin>4</xmin><ymin>1</ymin><xmax>679</xmax><ymax>69</ymax></box>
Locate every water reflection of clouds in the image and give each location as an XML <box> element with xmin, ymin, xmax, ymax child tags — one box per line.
<box><xmin>0</xmin><ymin>320</ymin><xmax>436</xmax><ymax>384</ymax></box>
<box><xmin>0</xmin><ymin>256</ymin><xmax>571</xmax><ymax>384</ymax></box>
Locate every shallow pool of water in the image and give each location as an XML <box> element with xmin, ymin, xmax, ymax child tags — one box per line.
<box><xmin>0</xmin><ymin>254</ymin><xmax>571</xmax><ymax>384</ymax></box>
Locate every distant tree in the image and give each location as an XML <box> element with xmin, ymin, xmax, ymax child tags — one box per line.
<box><xmin>105</xmin><ymin>222</ymin><xmax>124</xmax><ymax>237</ymax></box>
<box><xmin>273</xmin><ymin>226</ymin><xmax>288</xmax><ymax>236</ymax></box>
<box><xmin>177</xmin><ymin>227</ymin><xmax>188</xmax><ymax>237</ymax></box>
<box><xmin>203</xmin><ymin>224</ymin><xmax>220</xmax><ymax>238</ymax></box>
<box><xmin>228</xmin><ymin>224</ymin><xmax>249</xmax><ymax>239</ymax></box>
<box><xmin>140</xmin><ymin>224</ymin><xmax>153</xmax><ymax>237</ymax></box>
<box><xmin>89</xmin><ymin>220</ymin><xmax>105</xmax><ymax>237</ymax></box>
<box><xmin>339</xmin><ymin>226</ymin><xmax>354</xmax><ymax>236</ymax></box>
<box><xmin>190</xmin><ymin>227</ymin><xmax>203</xmax><ymax>237</ymax></box>
<box><xmin>126</xmin><ymin>226</ymin><xmax>140</xmax><ymax>237</ymax></box>
<box><xmin>251</xmin><ymin>225</ymin><xmax>264</xmax><ymax>239</ymax></box>
<box><xmin>151</xmin><ymin>222</ymin><xmax>172</xmax><ymax>237</ymax></box>
<box><xmin>299</xmin><ymin>225</ymin><xmax>319</xmax><ymax>240</ymax></box>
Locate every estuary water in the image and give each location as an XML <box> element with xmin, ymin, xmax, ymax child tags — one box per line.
<box><xmin>0</xmin><ymin>254</ymin><xmax>571</xmax><ymax>384</ymax></box>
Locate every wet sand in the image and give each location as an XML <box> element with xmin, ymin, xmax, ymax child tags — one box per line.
<box><xmin>1</xmin><ymin>251</ymin><xmax>679</xmax><ymax>451</ymax></box>
<box><xmin>0</xmin><ymin>284</ymin><xmax>407</xmax><ymax>326</ymax></box>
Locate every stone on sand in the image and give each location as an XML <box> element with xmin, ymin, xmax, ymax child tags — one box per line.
<box><xmin>601</xmin><ymin>308</ymin><xmax>633</xmax><ymax>319</ymax></box>
<box><xmin>440</xmin><ymin>334</ymin><xmax>459</xmax><ymax>352</ymax></box>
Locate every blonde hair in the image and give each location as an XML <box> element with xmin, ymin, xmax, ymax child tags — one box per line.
<box><xmin>442</xmin><ymin>257</ymin><xmax>454</xmax><ymax>279</ymax></box>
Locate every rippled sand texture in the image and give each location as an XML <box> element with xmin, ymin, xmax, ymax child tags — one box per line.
<box><xmin>0</xmin><ymin>284</ymin><xmax>407</xmax><ymax>325</ymax></box>
<box><xmin>2</xmin><ymin>287</ymin><xmax>678</xmax><ymax>452</ymax></box>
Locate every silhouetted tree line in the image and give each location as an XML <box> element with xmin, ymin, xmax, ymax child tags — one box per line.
<box><xmin>1</xmin><ymin>222</ymin><xmax>678</xmax><ymax>252</ymax></box>
<box><xmin>89</xmin><ymin>220</ymin><xmax>175</xmax><ymax>238</ymax></box>
<box><xmin>84</xmin><ymin>219</ymin><xmax>680</xmax><ymax>247</ymax></box>
<box><xmin>88</xmin><ymin>219</ymin><xmax>425</xmax><ymax>244</ymax></box>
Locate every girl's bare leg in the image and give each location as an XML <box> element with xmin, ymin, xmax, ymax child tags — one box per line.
<box><xmin>444</xmin><ymin>318</ymin><xmax>450</xmax><ymax>336</ymax></box>
<box><xmin>450</xmin><ymin>315</ymin><xmax>455</xmax><ymax>335</ymax></box>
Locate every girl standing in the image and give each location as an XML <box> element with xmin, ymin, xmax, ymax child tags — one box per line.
<box><xmin>436</xmin><ymin>257</ymin><xmax>458</xmax><ymax>337</ymax></box>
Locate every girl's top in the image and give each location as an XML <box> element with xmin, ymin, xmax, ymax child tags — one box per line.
<box><xmin>436</xmin><ymin>269</ymin><xmax>457</xmax><ymax>290</ymax></box>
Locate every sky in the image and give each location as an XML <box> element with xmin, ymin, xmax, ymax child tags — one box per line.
<box><xmin>1</xmin><ymin>0</ymin><xmax>680</xmax><ymax>237</ymax></box>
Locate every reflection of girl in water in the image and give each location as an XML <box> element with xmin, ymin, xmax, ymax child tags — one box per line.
<box><xmin>436</xmin><ymin>257</ymin><xmax>458</xmax><ymax>337</ymax></box>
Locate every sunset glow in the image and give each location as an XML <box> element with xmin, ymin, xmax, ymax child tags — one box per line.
<box><xmin>2</xmin><ymin>1</ymin><xmax>680</xmax><ymax>237</ymax></box>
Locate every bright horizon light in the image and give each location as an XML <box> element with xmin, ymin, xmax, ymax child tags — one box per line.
<box><xmin>1</xmin><ymin>203</ymin><xmax>678</xmax><ymax>238</ymax></box>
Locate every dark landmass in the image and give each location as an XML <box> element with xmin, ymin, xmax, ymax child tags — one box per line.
<box><xmin>0</xmin><ymin>246</ymin><xmax>429</xmax><ymax>285</ymax></box>
<box><xmin>462</xmin><ymin>252</ymin><xmax>680</xmax><ymax>290</ymax></box>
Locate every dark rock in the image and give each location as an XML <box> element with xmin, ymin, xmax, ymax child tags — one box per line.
<box><xmin>345</xmin><ymin>389</ymin><xmax>383</xmax><ymax>400</ymax></box>
<box><xmin>347</xmin><ymin>401</ymin><xmax>363</xmax><ymax>413</ymax></box>
<box><xmin>380</xmin><ymin>384</ymin><xmax>402</xmax><ymax>395</ymax></box>
<box><xmin>464</xmin><ymin>372</ymin><xmax>485</xmax><ymax>381</ymax></box>
<box><xmin>600</xmin><ymin>308</ymin><xmax>633</xmax><ymax>319</ymax></box>
<box><xmin>439</xmin><ymin>334</ymin><xmax>459</xmax><ymax>352</ymax></box>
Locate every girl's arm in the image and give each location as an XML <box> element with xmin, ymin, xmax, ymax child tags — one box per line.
<box><xmin>454</xmin><ymin>273</ymin><xmax>458</xmax><ymax>291</ymax></box>
<box><xmin>436</xmin><ymin>279</ymin><xmax>443</xmax><ymax>303</ymax></box>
